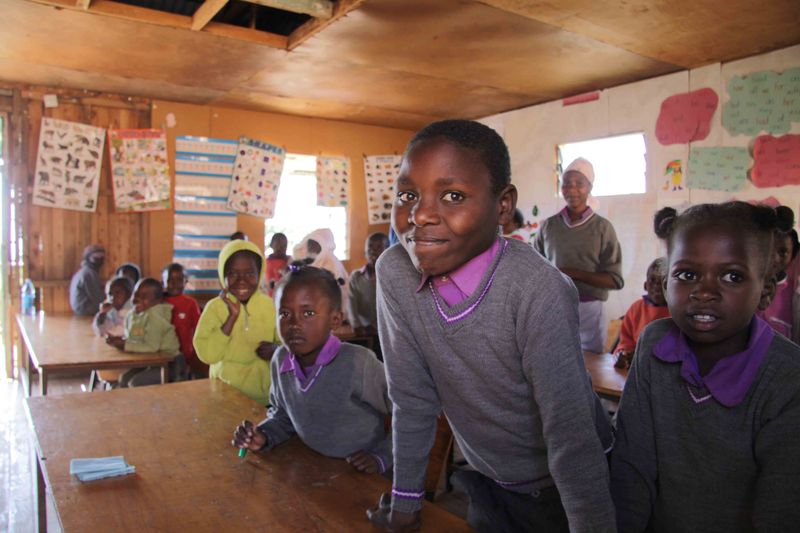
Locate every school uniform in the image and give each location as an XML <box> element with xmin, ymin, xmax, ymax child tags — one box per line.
<box><xmin>377</xmin><ymin>237</ymin><xmax>615</xmax><ymax>532</ymax></box>
<box><xmin>611</xmin><ymin>317</ymin><xmax>800</xmax><ymax>532</ymax></box>
<box><xmin>534</xmin><ymin>207</ymin><xmax>623</xmax><ymax>353</ymax></box>
<box><xmin>257</xmin><ymin>336</ymin><xmax>392</xmax><ymax>470</ymax></box>
<box><xmin>164</xmin><ymin>294</ymin><xmax>203</xmax><ymax>377</ymax></box>
<box><xmin>119</xmin><ymin>302</ymin><xmax>182</xmax><ymax>387</ymax></box>
<box><xmin>348</xmin><ymin>266</ymin><xmax>377</xmax><ymax>330</ymax></box>
<box><xmin>615</xmin><ymin>296</ymin><xmax>671</xmax><ymax>354</ymax></box>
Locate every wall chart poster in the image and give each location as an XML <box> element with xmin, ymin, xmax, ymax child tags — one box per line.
<box><xmin>227</xmin><ymin>137</ymin><xmax>285</xmax><ymax>217</ymax></box>
<box><xmin>722</xmin><ymin>68</ymin><xmax>800</xmax><ymax>136</ymax></box>
<box><xmin>364</xmin><ymin>154</ymin><xmax>401</xmax><ymax>224</ymax></box>
<box><xmin>655</xmin><ymin>88</ymin><xmax>718</xmax><ymax>145</ymax></box>
<box><xmin>687</xmin><ymin>147</ymin><xmax>751</xmax><ymax>192</ymax></box>
<box><xmin>316</xmin><ymin>156</ymin><xmax>350</xmax><ymax>207</ymax></box>
<box><xmin>32</xmin><ymin>118</ymin><xmax>105</xmax><ymax>212</ymax></box>
<box><xmin>108</xmin><ymin>129</ymin><xmax>171</xmax><ymax>212</ymax></box>
<box><xmin>174</xmin><ymin>135</ymin><xmax>237</xmax><ymax>294</ymax></box>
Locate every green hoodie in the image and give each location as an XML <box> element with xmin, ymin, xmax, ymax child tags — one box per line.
<box><xmin>124</xmin><ymin>302</ymin><xmax>180</xmax><ymax>355</ymax></box>
<box><xmin>193</xmin><ymin>240</ymin><xmax>279</xmax><ymax>405</ymax></box>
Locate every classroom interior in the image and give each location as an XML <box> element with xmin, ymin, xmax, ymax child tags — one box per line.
<box><xmin>2</xmin><ymin>0</ymin><xmax>800</xmax><ymax>531</ymax></box>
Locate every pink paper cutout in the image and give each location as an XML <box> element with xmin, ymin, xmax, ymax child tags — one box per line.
<box><xmin>751</xmin><ymin>134</ymin><xmax>800</xmax><ymax>188</ymax></box>
<box><xmin>655</xmin><ymin>88</ymin><xmax>719</xmax><ymax>145</ymax></box>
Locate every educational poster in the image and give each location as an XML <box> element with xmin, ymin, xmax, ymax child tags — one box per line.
<box><xmin>364</xmin><ymin>155</ymin><xmax>401</xmax><ymax>224</ymax></box>
<box><xmin>174</xmin><ymin>136</ymin><xmax>237</xmax><ymax>294</ymax></box>
<box><xmin>751</xmin><ymin>134</ymin><xmax>800</xmax><ymax>188</ymax></box>
<box><xmin>32</xmin><ymin>118</ymin><xmax>105</xmax><ymax>212</ymax></box>
<box><xmin>662</xmin><ymin>160</ymin><xmax>685</xmax><ymax>191</ymax></box>
<box><xmin>722</xmin><ymin>68</ymin><xmax>800</xmax><ymax>136</ymax></box>
<box><xmin>687</xmin><ymin>147</ymin><xmax>751</xmax><ymax>192</ymax></box>
<box><xmin>655</xmin><ymin>88</ymin><xmax>718</xmax><ymax>145</ymax></box>
<box><xmin>227</xmin><ymin>137</ymin><xmax>285</xmax><ymax>217</ymax></box>
<box><xmin>108</xmin><ymin>129</ymin><xmax>170</xmax><ymax>212</ymax></box>
<box><xmin>316</xmin><ymin>156</ymin><xmax>349</xmax><ymax>207</ymax></box>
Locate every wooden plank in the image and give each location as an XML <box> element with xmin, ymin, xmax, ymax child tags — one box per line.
<box><xmin>191</xmin><ymin>0</ymin><xmax>229</xmax><ymax>31</ymax></box>
<box><xmin>75</xmin><ymin>0</ymin><xmax>91</xmax><ymax>9</ymax></box>
<box><xmin>244</xmin><ymin>0</ymin><xmax>333</xmax><ymax>19</ymax></box>
<box><xmin>204</xmin><ymin>21</ymin><xmax>288</xmax><ymax>48</ymax></box>
<box><xmin>287</xmin><ymin>0</ymin><xmax>366</xmax><ymax>50</ymax></box>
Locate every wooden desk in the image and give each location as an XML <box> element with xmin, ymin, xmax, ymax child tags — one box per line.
<box><xmin>583</xmin><ymin>351</ymin><xmax>628</xmax><ymax>399</ymax></box>
<box><xmin>16</xmin><ymin>313</ymin><xmax>175</xmax><ymax>396</ymax></box>
<box><xmin>333</xmin><ymin>324</ymin><xmax>376</xmax><ymax>351</ymax></box>
<box><xmin>25</xmin><ymin>379</ymin><xmax>469</xmax><ymax>533</ymax></box>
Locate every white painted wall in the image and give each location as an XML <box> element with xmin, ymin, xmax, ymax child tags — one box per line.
<box><xmin>481</xmin><ymin>45</ymin><xmax>800</xmax><ymax>320</ymax></box>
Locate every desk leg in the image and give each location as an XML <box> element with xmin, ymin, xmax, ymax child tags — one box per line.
<box><xmin>36</xmin><ymin>455</ymin><xmax>48</xmax><ymax>533</ymax></box>
<box><xmin>39</xmin><ymin>370</ymin><xmax>48</xmax><ymax>396</ymax></box>
<box><xmin>161</xmin><ymin>365</ymin><xmax>167</xmax><ymax>384</ymax></box>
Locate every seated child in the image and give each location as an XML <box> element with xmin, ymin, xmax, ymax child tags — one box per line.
<box><xmin>162</xmin><ymin>263</ymin><xmax>204</xmax><ymax>378</ymax></box>
<box><xmin>611</xmin><ymin>203</ymin><xmax>800</xmax><ymax>532</ymax></box>
<box><xmin>760</xmin><ymin>214</ymin><xmax>799</xmax><ymax>340</ymax></box>
<box><xmin>613</xmin><ymin>257</ymin><xmax>671</xmax><ymax>369</ymax></box>
<box><xmin>232</xmin><ymin>266</ymin><xmax>392</xmax><ymax>474</ymax></box>
<box><xmin>348</xmin><ymin>232</ymin><xmax>389</xmax><ymax>337</ymax></box>
<box><xmin>93</xmin><ymin>276</ymin><xmax>133</xmax><ymax>337</ymax></box>
<box><xmin>367</xmin><ymin>120</ymin><xmax>614</xmax><ymax>532</ymax></box>
<box><xmin>265</xmin><ymin>232</ymin><xmax>290</xmax><ymax>296</ymax></box>
<box><xmin>115</xmin><ymin>262</ymin><xmax>141</xmax><ymax>286</ymax></box>
<box><xmin>193</xmin><ymin>240</ymin><xmax>279</xmax><ymax>405</ymax></box>
<box><xmin>107</xmin><ymin>278</ymin><xmax>182</xmax><ymax>388</ymax></box>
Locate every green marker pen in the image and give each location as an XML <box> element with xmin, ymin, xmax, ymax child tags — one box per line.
<box><xmin>238</xmin><ymin>447</ymin><xmax>247</xmax><ymax>458</ymax></box>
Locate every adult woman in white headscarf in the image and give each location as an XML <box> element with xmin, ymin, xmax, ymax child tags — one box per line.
<box><xmin>292</xmin><ymin>228</ymin><xmax>350</xmax><ymax>318</ymax></box>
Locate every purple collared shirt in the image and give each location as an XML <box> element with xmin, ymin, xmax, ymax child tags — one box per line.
<box><xmin>559</xmin><ymin>205</ymin><xmax>595</xmax><ymax>228</ymax></box>
<box><xmin>652</xmin><ymin>316</ymin><xmax>774</xmax><ymax>407</ymax></box>
<box><xmin>416</xmin><ymin>238</ymin><xmax>502</xmax><ymax>307</ymax></box>
<box><xmin>280</xmin><ymin>334</ymin><xmax>342</xmax><ymax>390</ymax></box>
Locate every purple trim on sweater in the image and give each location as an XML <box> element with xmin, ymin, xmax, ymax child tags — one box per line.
<box><xmin>392</xmin><ymin>488</ymin><xmax>425</xmax><ymax>500</ymax></box>
<box><xmin>429</xmin><ymin>240</ymin><xmax>508</xmax><ymax>324</ymax></box>
<box><xmin>279</xmin><ymin>334</ymin><xmax>342</xmax><ymax>393</ymax></box>
<box><xmin>559</xmin><ymin>205</ymin><xmax>595</xmax><ymax>228</ymax></box>
<box><xmin>652</xmin><ymin>316</ymin><xmax>774</xmax><ymax>407</ymax></box>
<box><xmin>370</xmin><ymin>453</ymin><xmax>387</xmax><ymax>474</ymax></box>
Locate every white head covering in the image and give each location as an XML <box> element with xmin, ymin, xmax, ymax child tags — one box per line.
<box><xmin>293</xmin><ymin>228</ymin><xmax>350</xmax><ymax>317</ymax></box>
<box><xmin>563</xmin><ymin>157</ymin><xmax>595</xmax><ymax>186</ymax></box>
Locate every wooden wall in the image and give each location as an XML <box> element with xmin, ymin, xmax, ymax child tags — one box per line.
<box><xmin>6</xmin><ymin>86</ymin><xmax>413</xmax><ymax>313</ymax></box>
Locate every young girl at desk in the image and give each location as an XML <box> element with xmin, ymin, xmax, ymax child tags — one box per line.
<box><xmin>193</xmin><ymin>240</ymin><xmax>280</xmax><ymax>405</ymax></box>
<box><xmin>611</xmin><ymin>203</ymin><xmax>800</xmax><ymax>531</ymax></box>
<box><xmin>93</xmin><ymin>276</ymin><xmax>133</xmax><ymax>337</ymax></box>
<box><xmin>232</xmin><ymin>266</ymin><xmax>392</xmax><ymax>474</ymax></box>
<box><xmin>367</xmin><ymin>120</ymin><xmax>614</xmax><ymax>532</ymax></box>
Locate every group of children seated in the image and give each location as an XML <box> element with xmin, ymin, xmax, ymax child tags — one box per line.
<box><xmin>76</xmin><ymin>118</ymin><xmax>799</xmax><ymax>532</ymax></box>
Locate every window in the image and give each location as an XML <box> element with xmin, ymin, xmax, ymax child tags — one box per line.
<box><xmin>265</xmin><ymin>154</ymin><xmax>348</xmax><ymax>260</ymax></box>
<box><xmin>557</xmin><ymin>133</ymin><xmax>647</xmax><ymax>196</ymax></box>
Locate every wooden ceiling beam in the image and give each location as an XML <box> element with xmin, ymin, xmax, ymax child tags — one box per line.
<box><xmin>191</xmin><ymin>0</ymin><xmax>229</xmax><ymax>31</ymax></box>
<box><xmin>287</xmin><ymin>0</ymin><xmax>366</xmax><ymax>50</ymax></box>
<box><xmin>242</xmin><ymin>0</ymin><xmax>333</xmax><ymax>19</ymax></box>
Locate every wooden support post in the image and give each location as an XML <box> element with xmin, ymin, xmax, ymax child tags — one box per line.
<box><xmin>191</xmin><ymin>0</ymin><xmax>230</xmax><ymax>31</ymax></box>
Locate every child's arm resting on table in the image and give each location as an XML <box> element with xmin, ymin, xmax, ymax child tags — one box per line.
<box><xmin>232</xmin><ymin>420</ymin><xmax>267</xmax><ymax>451</ymax></box>
<box><xmin>254</xmin><ymin>376</ymin><xmax>296</xmax><ymax>452</ymax></box>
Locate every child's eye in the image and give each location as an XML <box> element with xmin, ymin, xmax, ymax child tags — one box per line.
<box><xmin>397</xmin><ymin>191</ymin><xmax>417</xmax><ymax>203</ymax></box>
<box><xmin>278</xmin><ymin>310</ymin><xmax>289</xmax><ymax>319</ymax></box>
<box><xmin>721</xmin><ymin>271</ymin><xmax>744</xmax><ymax>283</ymax></box>
<box><xmin>673</xmin><ymin>270</ymin><xmax>695</xmax><ymax>281</ymax></box>
<box><xmin>441</xmin><ymin>191</ymin><xmax>465</xmax><ymax>203</ymax></box>
<box><xmin>303</xmin><ymin>310</ymin><xmax>316</xmax><ymax>317</ymax></box>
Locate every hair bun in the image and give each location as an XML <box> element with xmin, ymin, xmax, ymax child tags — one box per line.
<box><xmin>775</xmin><ymin>205</ymin><xmax>795</xmax><ymax>233</ymax></box>
<box><xmin>654</xmin><ymin>207</ymin><xmax>677</xmax><ymax>239</ymax></box>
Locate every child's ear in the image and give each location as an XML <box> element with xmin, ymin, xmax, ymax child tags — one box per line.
<box><xmin>758</xmin><ymin>275</ymin><xmax>777</xmax><ymax>311</ymax></box>
<box><xmin>496</xmin><ymin>184</ymin><xmax>518</xmax><ymax>228</ymax></box>
<box><xmin>331</xmin><ymin>308</ymin><xmax>344</xmax><ymax>328</ymax></box>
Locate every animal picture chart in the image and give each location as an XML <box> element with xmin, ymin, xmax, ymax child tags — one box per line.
<box><xmin>108</xmin><ymin>129</ymin><xmax>171</xmax><ymax>212</ymax></box>
<box><xmin>227</xmin><ymin>137</ymin><xmax>285</xmax><ymax>217</ymax></box>
<box><xmin>174</xmin><ymin>135</ymin><xmax>237</xmax><ymax>294</ymax></box>
<box><xmin>364</xmin><ymin>155</ymin><xmax>401</xmax><ymax>224</ymax></box>
<box><xmin>316</xmin><ymin>156</ymin><xmax>350</xmax><ymax>207</ymax></box>
<box><xmin>32</xmin><ymin>118</ymin><xmax>105</xmax><ymax>212</ymax></box>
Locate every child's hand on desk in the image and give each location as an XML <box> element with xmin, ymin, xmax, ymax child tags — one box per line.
<box><xmin>255</xmin><ymin>342</ymin><xmax>276</xmax><ymax>362</ymax></box>
<box><xmin>106</xmin><ymin>336</ymin><xmax>125</xmax><ymax>350</ymax></box>
<box><xmin>346</xmin><ymin>451</ymin><xmax>380</xmax><ymax>473</ymax></box>
<box><xmin>367</xmin><ymin>493</ymin><xmax>421</xmax><ymax>532</ymax></box>
<box><xmin>232</xmin><ymin>420</ymin><xmax>267</xmax><ymax>451</ymax></box>
<box><xmin>614</xmin><ymin>350</ymin><xmax>632</xmax><ymax>369</ymax></box>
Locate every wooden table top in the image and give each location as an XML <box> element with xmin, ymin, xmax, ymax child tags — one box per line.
<box><xmin>25</xmin><ymin>379</ymin><xmax>469</xmax><ymax>532</ymax></box>
<box><xmin>16</xmin><ymin>312</ymin><xmax>175</xmax><ymax>371</ymax></box>
<box><xmin>583</xmin><ymin>351</ymin><xmax>628</xmax><ymax>399</ymax></box>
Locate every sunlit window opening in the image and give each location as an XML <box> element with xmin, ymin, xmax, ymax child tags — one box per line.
<box><xmin>557</xmin><ymin>133</ymin><xmax>647</xmax><ymax>197</ymax></box>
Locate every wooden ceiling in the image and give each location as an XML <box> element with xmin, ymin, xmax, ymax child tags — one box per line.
<box><xmin>2</xmin><ymin>0</ymin><xmax>799</xmax><ymax>130</ymax></box>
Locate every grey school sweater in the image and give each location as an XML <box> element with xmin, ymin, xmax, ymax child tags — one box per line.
<box><xmin>377</xmin><ymin>238</ymin><xmax>616</xmax><ymax>531</ymax></box>
<box><xmin>611</xmin><ymin>318</ymin><xmax>800</xmax><ymax>533</ymax></box>
<box><xmin>257</xmin><ymin>342</ymin><xmax>393</xmax><ymax>470</ymax></box>
<box><xmin>534</xmin><ymin>212</ymin><xmax>623</xmax><ymax>301</ymax></box>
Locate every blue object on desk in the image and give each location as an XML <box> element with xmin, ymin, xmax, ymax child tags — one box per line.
<box><xmin>70</xmin><ymin>456</ymin><xmax>136</xmax><ymax>482</ymax></box>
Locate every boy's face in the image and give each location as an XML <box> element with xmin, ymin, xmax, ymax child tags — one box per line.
<box><xmin>276</xmin><ymin>282</ymin><xmax>342</xmax><ymax>359</ymax></box>
<box><xmin>164</xmin><ymin>269</ymin><xmax>186</xmax><ymax>297</ymax></box>
<box><xmin>393</xmin><ymin>139</ymin><xmax>515</xmax><ymax>276</ymax></box>
<box><xmin>271</xmin><ymin>236</ymin><xmax>288</xmax><ymax>256</ymax></box>
<box><xmin>664</xmin><ymin>225</ymin><xmax>768</xmax><ymax>359</ymax></box>
<box><xmin>109</xmin><ymin>284</ymin><xmax>131</xmax><ymax>310</ymax></box>
<box><xmin>133</xmin><ymin>285</ymin><xmax>160</xmax><ymax>314</ymax></box>
<box><xmin>224</xmin><ymin>253</ymin><xmax>260</xmax><ymax>303</ymax></box>
<box><xmin>644</xmin><ymin>265</ymin><xmax>666</xmax><ymax>306</ymax></box>
<box><xmin>561</xmin><ymin>171</ymin><xmax>591</xmax><ymax>211</ymax></box>
<box><xmin>772</xmin><ymin>233</ymin><xmax>793</xmax><ymax>276</ymax></box>
<box><xmin>365</xmin><ymin>236</ymin><xmax>388</xmax><ymax>266</ymax></box>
